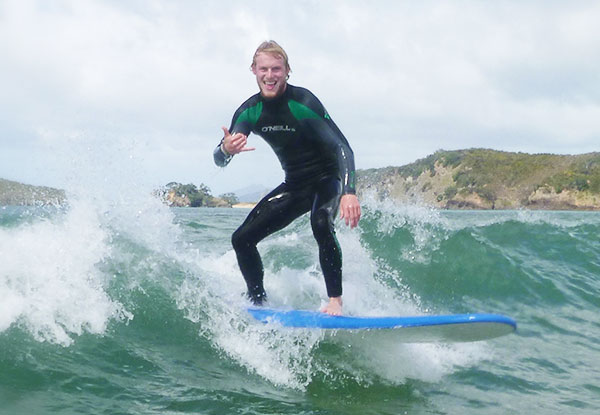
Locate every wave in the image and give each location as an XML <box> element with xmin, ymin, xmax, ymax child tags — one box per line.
<box><xmin>2</xmin><ymin>180</ymin><xmax>599</xmax><ymax>395</ymax></box>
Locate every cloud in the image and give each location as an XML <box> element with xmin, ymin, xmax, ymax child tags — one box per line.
<box><xmin>0</xmin><ymin>0</ymin><xmax>598</xmax><ymax>193</ymax></box>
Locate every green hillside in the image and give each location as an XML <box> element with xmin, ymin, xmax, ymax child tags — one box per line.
<box><xmin>3</xmin><ymin>149</ymin><xmax>600</xmax><ymax>210</ymax></box>
<box><xmin>357</xmin><ymin>149</ymin><xmax>600</xmax><ymax>210</ymax></box>
<box><xmin>0</xmin><ymin>178</ymin><xmax>66</xmax><ymax>206</ymax></box>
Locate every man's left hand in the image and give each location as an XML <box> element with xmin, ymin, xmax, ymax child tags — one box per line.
<box><xmin>340</xmin><ymin>194</ymin><xmax>361</xmax><ymax>229</ymax></box>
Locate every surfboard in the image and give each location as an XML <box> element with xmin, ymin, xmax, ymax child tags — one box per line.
<box><xmin>247</xmin><ymin>308</ymin><xmax>517</xmax><ymax>343</ymax></box>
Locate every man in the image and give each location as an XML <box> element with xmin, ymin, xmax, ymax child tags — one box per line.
<box><xmin>213</xmin><ymin>40</ymin><xmax>361</xmax><ymax>315</ymax></box>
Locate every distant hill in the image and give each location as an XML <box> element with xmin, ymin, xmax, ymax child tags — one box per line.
<box><xmin>233</xmin><ymin>185</ymin><xmax>270</xmax><ymax>203</ymax></box>
<box><xmin>356</xmin><ymin>149</ymin><xmax>600</xmax><ymax>210</ymax></box>
<box><xmin>0</xmin><ymin>178</ymin><xmax>66</xmax><ymax>206</ymax></box>
<box><xmin>154</xmin><ymin>183</ymin><xmax>270</xmax><ymax>207</ymax></box>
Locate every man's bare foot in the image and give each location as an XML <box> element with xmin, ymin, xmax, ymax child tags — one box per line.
<box><xmin>321</xmin><ymin>296</ymin><xmax>343</xmax><ymax>316</ymax></box>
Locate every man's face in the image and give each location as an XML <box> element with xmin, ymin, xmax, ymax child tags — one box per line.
<box><xmin>252</xmin><ymin>52</ymin><xmax>289</xmax><ymax>99</ymax></box>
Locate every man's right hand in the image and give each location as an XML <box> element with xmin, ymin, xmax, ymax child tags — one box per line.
<box><xmin>221</xmin><ymin>126</ymin><xmax>255</xmax><ymax>155</ymax></box>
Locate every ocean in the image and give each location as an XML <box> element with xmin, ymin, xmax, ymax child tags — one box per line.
<box><xmin>1</xmin><ymin>190</ymin><xmax>599</xmax><ymax>414</ymax></box>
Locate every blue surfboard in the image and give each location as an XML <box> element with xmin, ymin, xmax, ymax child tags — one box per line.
<box><xmin>247</xmin><ymin>308</ymin><xmax>517</xmax><ymax>343</ymax></box>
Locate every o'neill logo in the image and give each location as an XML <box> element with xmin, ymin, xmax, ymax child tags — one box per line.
<box><xmin>261</xmin><ymin>125</ymin><xmax>296</xmax><ymax>132</ymax></box>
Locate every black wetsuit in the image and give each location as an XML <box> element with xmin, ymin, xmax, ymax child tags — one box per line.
<box><xmin>213</xmin><ymin>84</ymin><xmax>356</xmax><ymax>304</ymax></box>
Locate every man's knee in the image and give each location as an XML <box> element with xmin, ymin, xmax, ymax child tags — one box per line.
<box><xmin>311</xmin><ymin>209</ymin><xmax>334</xmax><ymax>239</ymax></box>
<box><xmin>231</xmin><ymin>227</ymin><xmax>247</xmax><ymax>252</ymax></box>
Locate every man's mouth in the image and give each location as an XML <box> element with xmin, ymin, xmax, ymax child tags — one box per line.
<box><xmin>264</xmin><ymin>80</ymin><xmax>276</xmax><ymax>90</ymax></box>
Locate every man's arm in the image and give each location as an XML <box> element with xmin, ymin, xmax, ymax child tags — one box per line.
<box><xmin>304</xmin><ymin>112</ymin><xmax>361</xmax><ymax>228</ymax></box>
<box><xmin>308</xmin><ymin>99</ymin><xmax>361</xmax><ymax>227</ymax></box>
<box><xmin>213</xmin><ymin>138</ymin><xmax>233</xmax><ymax>167</ymax></box>
<box><xmin>213</xmin><ymin>96</ymin><xmax>261</xmax><ymax>167</ymax></box>
<box><xmin>289</xmin><ymin>88</ymin><xmax>357</xmax><ymax>195</ymax></box>
<box><xmin>213</xmin><ymin>127</ymin><xmax>254</xmax><ymax>167</ymax></box>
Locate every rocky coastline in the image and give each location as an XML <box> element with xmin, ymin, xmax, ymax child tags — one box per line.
<box><xmin>356</xmin><ymin>149</ymin><xmax>600</xmax><ymax>210</ymax></box>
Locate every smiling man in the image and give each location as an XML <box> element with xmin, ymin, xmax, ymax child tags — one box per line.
<box><xmin>213</xmin><ymin>40</ymin><xmax>360</xmax><ymax>315</ymax></box>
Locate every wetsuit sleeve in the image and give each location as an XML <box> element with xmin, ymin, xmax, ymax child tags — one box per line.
<box><xmin>213</xmin><ymin>140</ymin><xmax>233</xmax><ymax>167</ymax></box>
<box><xmin>289</xmin><ymin>91</ymin><xmax>357</xmax><ymax>194</ymax></box>
<box><xmin>323</xmin><ymin>117</ymin><xmax>356</xmax><ymax>195</ymax></box>
<box><xmin>213</xmin><ymin>97</ymin><xmax>261</xmax><ymax>167</ymax></box>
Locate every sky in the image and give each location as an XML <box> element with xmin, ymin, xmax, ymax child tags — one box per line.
<box><xmin>1</xmin><ymin>0</ymin><xmax>599</xmax><ymax>196</ymax></box>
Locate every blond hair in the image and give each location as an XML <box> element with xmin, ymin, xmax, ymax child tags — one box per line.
<box><xmin>251</xmin><ymin>40</ymin><xmax>291</xmax><ymax>73</ymax></box>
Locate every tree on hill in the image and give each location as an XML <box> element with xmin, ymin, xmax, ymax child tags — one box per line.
<box><xmin>219</xmin><ymin>192</ymin><xmax>239</xmax><ymax>205</ymax></box>
<box><xmin>161</xmin><ymin>182</ymin><xmax>212</xmax><ymax>207</ymax></box>
<box><xmin>158</xmin><ymin>182</ymin><xmax>230</xmax><ymax>207</ymax></box>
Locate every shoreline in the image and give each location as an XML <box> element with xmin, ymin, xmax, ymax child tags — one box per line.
<box><xmin>231</xmin><ymin>203</ymin><xmax>257</xmax><ymax>209</ymax></box>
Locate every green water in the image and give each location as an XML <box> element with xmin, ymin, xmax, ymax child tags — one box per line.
<box><xmin>1</xmin><ymin>203</ymin><xmax>599</xmax><ymax>414</ymax></box>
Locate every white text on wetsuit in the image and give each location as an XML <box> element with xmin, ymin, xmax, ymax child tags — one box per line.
<box><xmin>261</xmin><ymin>125</ymin><xmax>296</xmax><ymax>132</ymax></box>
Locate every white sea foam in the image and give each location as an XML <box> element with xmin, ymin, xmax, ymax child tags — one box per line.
<box><xmin>0</xmin><ymin>201</ymin><xmax>130</xmax><ymax>345</ymax></box>
<box><xmin>175</xmin><ymin>203</ymin><xmax>488</xmax><ymax>389</ymax></box>
<box><xmin>0</xmin><ymin>137</ymin><xmax>182</xmax><ymax>346</ymax></box>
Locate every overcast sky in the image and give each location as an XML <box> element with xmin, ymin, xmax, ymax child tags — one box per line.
<box><xmin>1</xmin><ymin>0</ymin><xmax>599</xmax><ymax>195</ymax></box>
